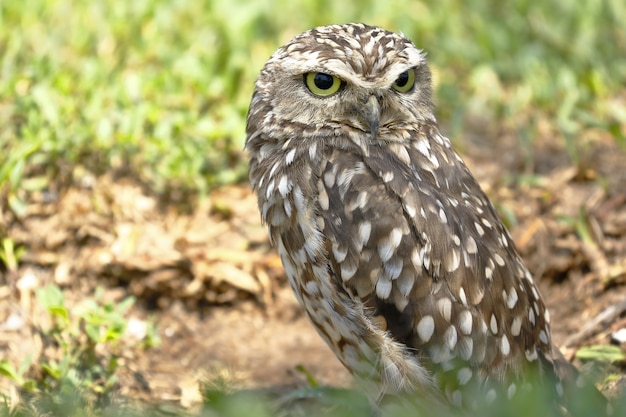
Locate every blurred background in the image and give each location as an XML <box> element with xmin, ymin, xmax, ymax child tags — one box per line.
<box><xmin>1</xmin><ymin>1</ymin><xmax>625</xmax><ymax>416</ymax></box>
<box><xmin>1</xmin><ymin>0</ymin><xmax>624</xmax><ymax>200</ymax></box>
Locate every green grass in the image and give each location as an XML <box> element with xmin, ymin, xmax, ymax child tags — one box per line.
<box><xmin>1</xmin><ymin>0</ymin><xmax>625</xmax><ymax>209</ymax></box>
<box><xmin>3</xmin><ymin>381</ymin><xmax>626</xmax><ymax>417</ymax></box>
<box><xmin>0</xmin><ymin>285</ymin><xmax>159</xmax><ymax>407</ymax></box>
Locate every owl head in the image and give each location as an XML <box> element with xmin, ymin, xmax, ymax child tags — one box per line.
<box><xmin>247</xmin><ymin>23</ymin><xmax>435</xmax><ymax>144</ymax></box>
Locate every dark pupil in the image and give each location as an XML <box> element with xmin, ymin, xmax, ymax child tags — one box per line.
<box><xmin>314</xmin><ymin>73</ymin><xmax>334</xmax><ymax>89</ymax></box>
<box><xmin>395</xmin><ymin>71</ymin><xmax>409</xmax><ymax>87</ymax></box>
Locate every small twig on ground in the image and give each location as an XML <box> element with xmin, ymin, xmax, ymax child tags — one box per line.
<box><xmin>563</xmin><ymin>299</ymin><xmax>626</xmax><ymax>348</ymax></box>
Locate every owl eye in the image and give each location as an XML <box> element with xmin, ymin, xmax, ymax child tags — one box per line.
<box><xmin>304</xmin><ymin>72</ymin><xmax>343</xmax><ymax>96</ymax></box>
<box><xmin>392</xmin><ymin>69</ymin><xmax>416</xmax><ymax>93</ymax></box>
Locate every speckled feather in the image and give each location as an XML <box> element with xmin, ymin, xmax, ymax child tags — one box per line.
<box><xmin>246</xmin><ymin>23</ymin><xmax>608</xmax><ymax>413</ymax></box>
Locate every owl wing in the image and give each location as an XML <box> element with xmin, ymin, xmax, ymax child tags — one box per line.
<box><xmin>318</xmin><ymin>133</ymin><xmax>555</xmax><ymax>401</ymax></box>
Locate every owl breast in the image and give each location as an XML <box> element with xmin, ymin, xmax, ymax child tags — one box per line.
<box><xmin>249</xmin><ymin>134</ymin><xmax>445</xmax><ymax>399</ymax></box>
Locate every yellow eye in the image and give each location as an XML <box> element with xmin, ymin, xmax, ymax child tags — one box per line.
<box><xmin>304</xmin><ymin>72</ymin><xmax>343</xmax><ymax>96</ymax></box>
<box><xmin>392</xmin><ymin>69</ymin><xmax>415</xmax><ymax>93</ymax></box>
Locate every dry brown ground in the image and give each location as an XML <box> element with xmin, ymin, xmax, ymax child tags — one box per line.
<box><xmin>1</xmin><ymin>132</ymin><xmax>626</xmax><ymax>408</ymax></box>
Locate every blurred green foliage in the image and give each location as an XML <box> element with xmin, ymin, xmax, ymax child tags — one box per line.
<box><xmin>2</xmin><ymin>379</ymin><xmax>626</xmax><ymax>417</ymax></box>
<box><xmin>1</xmin><ymin>0</ymin><xmax>624</xmax><ymax>206</ymax></box>
<box><xmin>0</xmin><ymin>285</ymin><xmax>158</xmax><ymax>405</ymax></box>
<box><xmin>0</xmin><ymin>285</ymin><xmax>162</xmax><ymax>417</ymax></box>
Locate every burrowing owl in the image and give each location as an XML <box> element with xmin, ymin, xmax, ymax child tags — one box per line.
<box><xmin>246</xmin><ymin>23</ymin><xmax>607</xmax><ymax>414</ymax></box>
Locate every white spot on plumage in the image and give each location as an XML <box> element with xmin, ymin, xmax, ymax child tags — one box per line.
<box><xmin>302</xmin><ymin>227</ymin><xmax>325</xmax><ymax>259</ymax></box>
<box><xmin>490</xmin><ymin>314</ymin><xmax>498</xmax><ymax>334</ymax></box>
<box><xmin>524</xmin><ymin>270</ymin><xmax>534</xmax><ymax>282</ymax></box>
<box><xmin>383</xmin><ymin>258</ymin><xmax>403</xmax><ymax>280</ymax></box>
<box><xmin>378</xmin><ymin>228</ymin><xmax>403</xmax><ymax>262</ymax></box>
<box><xmin>446</xmin><ymin>249</ymin><xmax>460</xmax><ymax>272</ymax></box>
<box><xmin>277</xmin><ymin>175</ymin><xmax>292</xmax><ymax>197</ymax></box>
<box><xmin>417</xmin><ymin>315</ymin><xmax>435</xmax><ymax>342</ymax></box>
<box><xmin>378</xmin><ymin>243</ymin><xmax>394</xmax><ymax>263</ymax></box>
<box><xmin>485</xmin><ymin>389</ymin><xmax>497</xmax><ymax>404</ymax></box>
<box><xmin>556</xmin><ymin>382</ymin><xmax>564</xmax><ymax>397</ymax></box>
<box><xmin>337</xmin><ymin>168</ymin><xmax>355</xmax><ymax>195</ymax></box>
<box><xmin>332</xmin><ymin>244</ymin><xmax>348</xmax><ymax>263</ymax></box>
<box><xmin>362</xmin><ymin>35</ymin><xmax>377</xmax><ymax>55</ymax></box>
<box><xmin>265</xmin><ymin>179</ymin><xmax>275</xmax><ymax>199</ymax></box>
<box><xmin>443</xmin><ymin>325</ymin><xmax>458</xmax><ymax>350</ymax></box>
<box><xmin>324</xmin><ymin>169</ymin><xmax>336</xmax><ymax>188</ymax></box>
<box><xmin>437</xmin><ymin>297</ymin><xmax>452</xmax><ymax>322</ymax></box>
<box><xmin>411</xmin><ymin>247</ymin><xmax>424</xmax><ymax>268</ymax></box>
<box><xmin>389</xmin><ymin>227</ymin><xmax>403</xmax><ymax>247</ymax></box>
<box><xmin>458</xmin><ymin>310</ymin><xmax>472</xmax><ymax>335</ymax></box>
<box><xmin>506</xmin><ymin>287</ymin><xmax>518</xmax><ymax>309</ymax></box>
<box><xmin>478</xmin><ymin>320</ymin><xmax>487</xmax><ymax>334</ymax></box>
<box><xmin>485</xmin><ymin>266</ymin><xmax>494</xmax><ymax>279</ymax></box>
<box><xmin>269</xmin><ymin>206</ymin><xmax>288</xmax><ymax>225</ymax></box>
<box><xmin>292</xmin><ymin>184</ymin><xmax>305</xmax><ymax>210</ymax></box>
<box><xmin>457</xmin><ymin>367</ymin><xmax>473</xmax><ymax>385</ymax></box>
<box><xmin>356</xmin><ymin>191</ymin><xmax>369</xmax><ymax>209</ymax></box>
<box><xmin>340</xmin><ymin>261</ymin><xmax>358</xmax><ymax>281</ymax></box>
<box><xmin>415</xmin><ymin>139</ymin><xmax>430</xmax><ymax>157</ymax></box>
<box><xmin>451</xmin><ymin>390</ymin><xmax>462</xmax><ymax>407</ymax></box>
<box><xmin>507</xmin><ymin>383</ymin><xmax>517</xmax><ymax>399</ymax></box>
<box><xmin>405</xmin><ymin>204</ymin><xmax>416</xmax><ymax>218</ymax></box>
<box><xmin>511</xmin><ymin>316</ymin><xmax>522</xmax><ymax>336</ymax></box>
<box><xmin>304</xmin><ymin>281</ymin><xmax>319</xmax><ymax>296</ymax></box>
<box><xmin>390</xmin><ymin>143</ymin><xmax>411</xmax><ymax>165</ymax></box>
<box><xmin>308</xmin><ymin>141</ymin><xmax>317</xmax><ymax>160</ymax></box>
<box><xmin>438</xmin><ymin>207</ymin><xmax>447</xmax><ymax>223</ymax></box>
<box><xmin>376</xmin><ymin>278</ymin><xmax>392</xmax><ymax>299</ymax></box>
<box><xmin>285</xmin><ymin>148</ymin><xmax>296</xmax><ymax>165</ymax></box>
<box><xmin>501</xmin><ymin>232</ymin><xmax>509</xmax><ymax>247</ymax></box>
<box><xmin>358</xmin><ymin>221</ymin><xmax>372</xmax><ymax>247</ymax></box>
<box><xmin>293</xmin><ymin>247</ymin><xmax>307</xmax><ymax>264</ymax></box>
<box><xmin>382</xmin><ymin>171</ymin><xmax>394</xmax><ymax>182</ymax></box>
<box><xmin>318</xmin><ymin>182</ymin><xmax>329</xmax><ymax>210</ymax></box>
<box><xmin>458</xmin><ymin>286</ymin><xmax>467</xmax><ymax>306</ymax></box>
<box><xmin>500</xmin><ymin>335</ymin><xmax>510</xmax><ymax>356</ymax></box>
<box><xmin>429</xmin><ymin>154</ymin><xmax>440</xmax><ymax>168</ymax></box>
<box><xmin>458</xmin><ymin>336</ymin><xmax>473</xmax><ymax>360</ymax></box>
<box><xmin>531</xmin><ymin>286</ymin><xmax>540</xmax><ymax>300</ymax></box>
<box><xmin>396</xmin><ymin>271</ymin><xmax>414</xmax><ymax>296</ymax></box>
<box><xmin>474</xmin><ymin>221</ymin><xmax>484</xmax><ymax>236</ymax></box>
<box><xmin>465</xmin><ymin>236</ymin><xmax>477</xmax><ymax>254</ymax></box>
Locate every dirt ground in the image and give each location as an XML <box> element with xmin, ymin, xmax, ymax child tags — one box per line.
<box><xmin>1</xmin><ymin>131</ymin><xmax>626</xmax><ymax>408</ymax></box>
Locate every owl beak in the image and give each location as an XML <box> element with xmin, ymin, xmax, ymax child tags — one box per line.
<box><xmin>362</xmin><ymin>95</ymin><xmax>381</xmax><ymax>138</ymax></box>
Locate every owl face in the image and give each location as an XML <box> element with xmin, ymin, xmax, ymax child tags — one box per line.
<box><xmin>249</xmin><ymin>24</ymin><xmax>435</xmax><ymax>144</ymax></box>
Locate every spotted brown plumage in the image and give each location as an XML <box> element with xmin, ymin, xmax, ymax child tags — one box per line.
<box><xmin>246</xmin><ymin>23</ymin><xmax>608</xmax><ymax>414</ymax></box>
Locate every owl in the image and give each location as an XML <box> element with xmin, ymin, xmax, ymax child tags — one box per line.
<box><xmin>246</xmin><ymin>23</ymin><xmax>608</xmax><ymax>415</ymax></box>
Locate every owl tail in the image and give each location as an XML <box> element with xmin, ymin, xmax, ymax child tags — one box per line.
<box><xmin>550</xmin><ymin>348</ymin><xmax>612</xmax><ymax>417</ymax></box>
